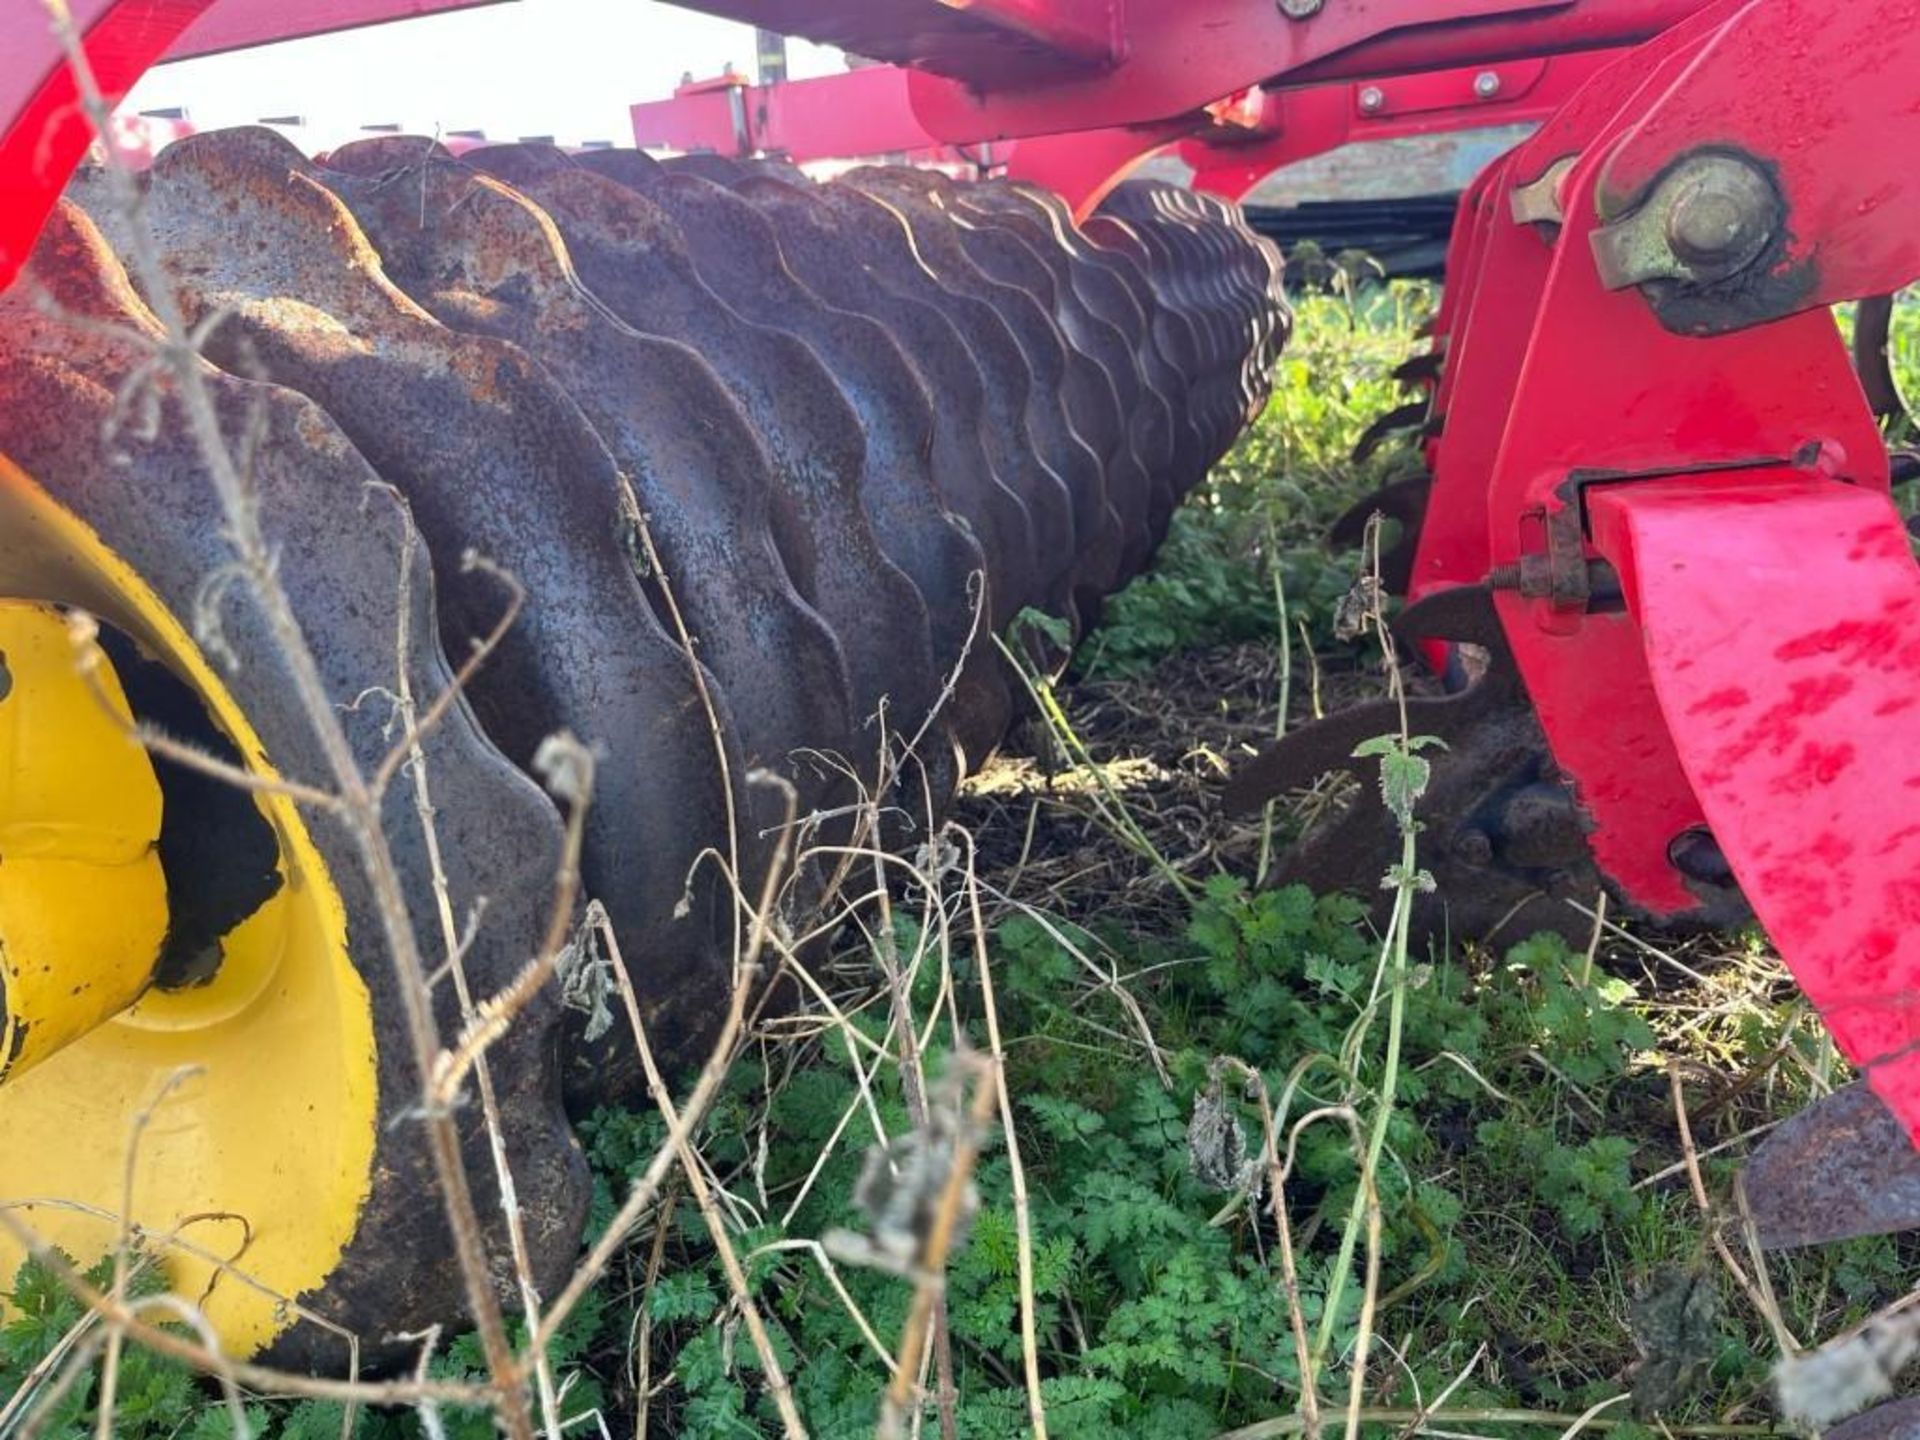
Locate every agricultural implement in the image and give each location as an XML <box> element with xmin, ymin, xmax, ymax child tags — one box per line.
<box><xmin>1</xmin><ymin>0</ymin><xmax>1918</xmax><ymax>1427</ymax></box>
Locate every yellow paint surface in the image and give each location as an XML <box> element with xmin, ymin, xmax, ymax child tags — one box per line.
<box><xmin>0</xmin><ymin>453</ymin><xmax>378</xmax><ymax>1357</ymax></box>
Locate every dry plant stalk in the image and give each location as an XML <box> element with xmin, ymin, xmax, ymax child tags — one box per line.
<box><xmin>876</xmin><ymin>1057</ymin><xmax>1001</xmax><ymax>1440</ymax></box>
<box><xmin>1665</xmin><ymin>1065</ymin><xmax>1799</xmax><ymax>1358</ymax></box>
<box><xmin>865</xmin><ymin>827</ymin><xmax>961</xmax><ymax>1439</ymax></box>
<box><xmin>603</xmin><ymin>910</ymin><xmax>809</xmax><ymax>1439</ymax></box>
<box><xmin>953</xmin><ymin>828</ymin><xmax>1050</xmax><ymax>1440</ymax></box>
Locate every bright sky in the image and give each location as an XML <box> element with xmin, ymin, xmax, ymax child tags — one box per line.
<box><xmin>120</xmin><ymin>1</ymin><xmax>845</xmax><ymax>153</ymax></box>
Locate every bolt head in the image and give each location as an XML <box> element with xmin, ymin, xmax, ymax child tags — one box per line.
<box><xmin>1277</xmin><ymin>0</ymin><xmax>1324</xmax><ymax>15</ymax></box>
<box><xmin>1357</xmin><ymin>85</ymin><xmax>1386</xmax><ymax>114</ymax></box>
<box><xmin>1668</xmin><ymin>188</ymin><xmax>1748</xmax><ymax>261</ymax></box>
<box><xmin>1662</xmin><ymin>159</ymin><xmax>1775</xmax><ymax>269</ymax></box>
<box><xmin>1473</xmin><ymin>70</ymin><xmax>1501</xmax><ymax>97</ymax></box>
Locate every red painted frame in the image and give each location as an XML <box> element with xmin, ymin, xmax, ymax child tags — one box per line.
<box><xmin>662</xmin><ymin>0</ymin><xmax>1712</xmax><ymax>142</ymax></box>
<box><xmin>632</xmin><ymin>49</ymin><xmax>1630</xmax><ymax>216</ymax></box>
<box><xmin>0</xmin><ymin>0</ymin><xmax>502</xmax><ymax>290</ymax></box>
<box><xmin>1466</xmin><ymin>0</ymin><xmax>1920</xmax><ymax>1137</ymax></box>
<box><xmin>1181</xmin><ymin>50</ymin><xmax>1622</xmax><ymax>202</ymax></box>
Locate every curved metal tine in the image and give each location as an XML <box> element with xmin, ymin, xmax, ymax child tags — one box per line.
<box><xmin>1744</xmin><ymin>1083</ymin><xmax>1920</xmax><ymax>1250</ymax></box>
<box><xmin>1221</xmin><ymin>584</ymin><xmax>1510</xmax><ymax>814</ymax></box>
<box><xmin>1328</xmin><ymin>469</ymin><xmax>1432</xmax><ymax>596</ymax></box>
<box><xmin>1351</xmin><ymin>397</ymin><xmax>1431</xmax><ymax>464</ymax></box>
<box><xmin>1221</xmin><ymin>692</ymin><xmax>1411</xmax><ymax>817</ymax></box>
<box><xmin>1854</xmin><ymin>293</ymin><xmax>1903</xmax><ymax>424</ymax></box>
<box><xmin>1392</xmin><ymin>351</ymin><xmax>1444</xmax><ymax>386</ymax></box>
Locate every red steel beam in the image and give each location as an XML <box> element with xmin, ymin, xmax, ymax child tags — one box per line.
<box><xmin>662</xmin><ymin>0</ymin><xmax>1711</xmax><ymax>143</ymax></box>
<box><xmin>906</xmin><ymin>0</ymin><xmax>1711</xmax><ymax>141</ymax></box>
<box><xmin>632</xmin><ymin>48</ymin><xmax>1628</xmax><ymax>215</ymax></box>
<box><xmin>633</xmin><ymin>67</ymin><xmax>930</xmax><ymax>161</ymax></box>
<box><xmin>661</xmin><ymin>0</ymin><xmax>1121</xmax><ymax>86</ymax></box>
<box><xmin>165</xmin><ymin>0</ymin><xmax>509</xmax><ymax>59</ymax></box>
<box><xmin>1182</xmin><ymin>50</ymin><xmax>1623</xmax><ymax>200</ymax></box>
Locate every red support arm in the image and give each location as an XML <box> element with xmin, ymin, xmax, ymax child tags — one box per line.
<box><xmin>1452</xmin><ymin>0</ymin><xmax>1920</xmax><ymax>1155</ymax></box>
<box><xmin>1182</xmin><ymin>50</ymin><xmax>1622</xmax><ymax>201</ymax></box>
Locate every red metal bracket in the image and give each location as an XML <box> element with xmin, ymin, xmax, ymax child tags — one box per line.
<box><xmin>1182</xmin><ymin>51</ymin><xmax>1622</xmax><ymax>202</ymax></box>
<box><xmin>1407</xmin><ymin>151</ymin><xmax>1548</xmax><ymax>602</ymax></box>
<box><xmin>0</xmin><ymin>0</ymin><xmax>507</xmax><ymax>292</ymax></box>
<box><xmin>1477</xmin><ymin>0</ymin><xmax>1891</xmax><ymax>926</ymax></box>
<box><xmin>1594</xmin><ymin>0</ymin><xmax>1920</xmax><ymax>329</ymax></box>
<box><xmin>0</xmin><ymin>0</ymin><xmax>213</xmax><ymax>293</ymax></box>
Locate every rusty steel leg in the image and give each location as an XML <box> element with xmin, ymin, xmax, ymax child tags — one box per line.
<box><xmin>1223</xmin><ymin>586</ymin><xmax>1742</xmax><ymax>946</ymax></box>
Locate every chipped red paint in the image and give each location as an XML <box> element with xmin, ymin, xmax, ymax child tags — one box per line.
<box><xmin>1590</xmin><ymin>476</ymin><xmax>1920</xmax><ymax>1141</ymax></box>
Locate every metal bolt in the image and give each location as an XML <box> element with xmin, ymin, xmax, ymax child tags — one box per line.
<box><xmin>1277</xmin><ymin>0</ymin><xmax>1324</xmax><ymax>15</ymax></box>
<box><xmin>1591</xmin><ymin>151</ymin><xmax>1778</xmax><ymax>291</ymax></box>
<box><xmin>1357</xmin><ymin>85</ymin><xmax>1386</xmax><ymax>114</ymax></box>
<box><xmin>1509</xmin><ymin>154</ymin><xmax>1576</xmax><ymax>227</ymax></box>
<box><xmin>1473</xmin><ymin>70</ymin><xmax>1501</xmax><ymax>98</ymax></box>
<box><xmin>1665</xmin><ymin>165</ymin><xmax>1770</xmax><ymax>266</ymax></box>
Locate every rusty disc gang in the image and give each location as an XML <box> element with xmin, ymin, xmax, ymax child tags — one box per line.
<box><xmin>5</xmin><ymin>128</ymin><xmax>1285</xmax><ymax>1121</ymax></box>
